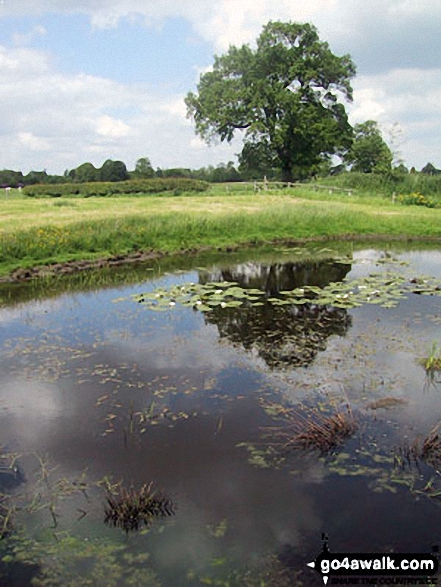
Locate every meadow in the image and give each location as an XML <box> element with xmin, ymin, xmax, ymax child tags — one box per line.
<box><xmin>1</xmin><ymin>183</ymin><xmax>441</xmax><ymax>278</ymax></box>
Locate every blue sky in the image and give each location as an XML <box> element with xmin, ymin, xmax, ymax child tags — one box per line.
<box><xmin>0</xmin><ymin>14</ymin><xmax>210</xmax><ymax>89</ymax></box>
<box><xmin>0</xmin><ymin>1</ymin><xmax>440</xmax><ymax>174</ymax></box>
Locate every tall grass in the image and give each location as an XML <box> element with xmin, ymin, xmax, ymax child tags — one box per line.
<box><xmin>2</xmin><ymin>193</ymin><xmax>441</xmax><ymax>276</ymax></box>
<box><xmin>314</xmin><ymin>172</ymin><xmax>441</xmax><ymax>198</ymax></box>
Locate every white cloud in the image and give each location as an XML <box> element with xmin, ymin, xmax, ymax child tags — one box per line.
<box><xmin>95</xmin><ymin>115</ymin><xmax>131</xmax><ymax>138</ymax></box>
<box><xmin>349</xmin><ymin>68</ymin><xmax>441</xmax><ymax>167</ymax></box>
<box><xmin>18</xmin><ymin>132</ymin><xmax>51</xmax><ymax>151</ymax></box>
<box><xmin>190</xmin><ymin>136</ymin><xmax>208</xmax><ymax>150</ymax></box>
<box><xmin>0</xmin><ymin>45</ymin><xmax>50</xmax><ymax>74</ymax></box>
<box><xmin>160</xmin><ymin>97</ymin><xmax>188</xmax><ymax>119</ymax></box>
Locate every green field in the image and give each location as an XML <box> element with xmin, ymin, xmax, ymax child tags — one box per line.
<box><xmin>1</xmin><ymin>185</ymin><xmax>441</xmax><ymax>278</ymax></box>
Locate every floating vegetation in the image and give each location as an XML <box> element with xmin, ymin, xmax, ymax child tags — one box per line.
<box><xmin>188</xmin><ymin>553</ymin><xmax>297</xmax><ymax>587</ymax></box>
<box><xmin>133</xmin><ymin>281</ymin><xmax>263</xmax><ymax>312</ymax></box>
<box><xmin>104</xmin><ymin>482</ymin><xmax>175</xmax><ymax>533</ymax></box>
<box><xmin>207</xmin><ymin>518</ymin><xmax>228</xmax><ymax>539</ymax></box>
<box><xmin>1</xmin><ymin>532</ymin><xmax>161</xmax><ymax>587</ymax></box>
<box><xmin>366</xmin><ymin>397</ymin><xmax>408</xmax><ymax>410</ymax></box>
<box><xmin>239</xmin><ymin>399</ymin><xmax>441</xmax><ymax>499</ymax></box>
<box><xmin>133</xmin><ymin>269</ymin><xmax>441</xmax><ymax>314</ymax></box>
<box><xmin>328</xmin><ymin>448</ymin><xmax>417</xmax><ymax>495</ymax></box>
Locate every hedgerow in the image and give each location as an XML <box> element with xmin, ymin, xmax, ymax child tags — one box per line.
<box><xmin>22</xmin><ymin>178</ymin><xmax>209</xmax><ymax>198</ymax></box>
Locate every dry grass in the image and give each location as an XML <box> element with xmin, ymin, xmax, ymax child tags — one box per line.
<box><xmin>366</xmin><ymin>397</ymin><xmax>408</xmax><ymax>410</ymax></box>
<box><xmin>420</xmin><ymin>423</ymin><xmax>441</xmax><ymax>466</ymax></box>
<box><xmin>265</xmin><ymin>404</ymin><xmax>357</xmax><ymax>454</ymax></box>
<box><xmin>396</xmin><ymin>423</ymin><xmax>441</xmax><ymax>470</ymax></box>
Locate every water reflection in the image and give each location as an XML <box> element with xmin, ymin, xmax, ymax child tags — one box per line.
<box><xmin>200</xmin><ymin>259</ymin><xmax>351</xmax><ymax>294</ymax></box>
<box><xmin>1</xmin><ymin>248</ymin><xmax>441</xmax><ymax>585</ymax></box>
<box><xmin>201</xmin><ymin>260</ymin><xmax>352</xmax><ymax>369</ymax></box>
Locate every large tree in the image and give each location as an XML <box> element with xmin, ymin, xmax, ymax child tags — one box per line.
<box><xmin>185</xmin><ymin>21</ymin><xmax>356</xmax><ymax>181</ymax></box>
<box><xmin>73</xmin><ymin>162</ymin><xmax>99</xmax><ymax>183</ymax></box>
<box><xmin>345</xmin><ymin>120</ymin><xmax>392</xmax><ymax>173</ymax></box>
<box><xmin>132</xmin><ymin>157</ymin><xmax>155</xmax><ymax>179</ymax></box>
<box><xmin>99</xmin><ymin>159</ymin><xmax>129</xmax><ymax>182</ymax></box>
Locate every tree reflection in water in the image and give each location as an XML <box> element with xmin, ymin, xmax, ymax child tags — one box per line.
<box><xmin>200</xmin><ymin>259</ymin><xmax>352</xmax><ymax>369</ymax></box>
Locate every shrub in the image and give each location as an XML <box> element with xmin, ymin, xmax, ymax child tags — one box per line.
<box><xmin>22</xmin><ymin>178</ymin><xmax>209</xmax><ymax>198</ymax></box>
<box><xmin>398</xmin><ymin>192</ymin><xmax>437</xmax><ymax>208</ymax></box>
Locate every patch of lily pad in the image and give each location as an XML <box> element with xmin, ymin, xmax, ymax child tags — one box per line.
<box><xmin>132</xmin><ymin>270</ymin><xmax>441</xmax><ymax>313</ymax></box>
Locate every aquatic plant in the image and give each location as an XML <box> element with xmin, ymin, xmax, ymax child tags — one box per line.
<box><xmin>420</xmin><ymin>342</ymin><xmax>441</xmax><ymax>373</ymax></box>
<box><xmin>396</xmin><ymin>423</ymin><xmax>441</xmax><ymax>471</ymax></box>
<box><xmin>2</xmin><ymin>532</ymin><xmax>161</xmax><ymax>587</ymax></box>
<box><xmin>134</xmin><ymin>269</ymin><xmax>441</xmax><ymax>314</ymax></box>
<box><xmin>0</xmin><ymin>493</ymin><xmax>14</xmax><ymax>538</ymax></box>
<box><xmin>265</xmin><ymin>404</ymin><xmax>357</xmax><ymax>455</ymax></box>
<box><xmin>420</xmin><ymin>423</ymin><xmax>441</xmax><ymax>467</ymax></box>
<box><xmin>104</xmin><ymin>482</ymin><xmax>175</xmax><ymax>532</ymax></box>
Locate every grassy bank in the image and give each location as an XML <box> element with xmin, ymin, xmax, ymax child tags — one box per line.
<box><xmin>304</xmin><ymin>171</ymin><xmax>441</xmax><ymax>198</ymax></box>
<box><xmin>2</xmin><ymin>188</ymin><xmax>441</xmax><ymax>277</ymax></box>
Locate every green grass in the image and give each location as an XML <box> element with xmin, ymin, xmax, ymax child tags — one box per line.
<box><xmin>420</xmin><ymin>343</ymin><xmax>441</xmax><ymax>373</ymax></box>
<box><xmin>306</xmin><ymin>171</ymin><xmax>441</xmax><ymax>198</ymax></box>
<box><xmin>2</xmin><ymin>187</ymin><xmax>441</xmax><ymax>277</ymax></box>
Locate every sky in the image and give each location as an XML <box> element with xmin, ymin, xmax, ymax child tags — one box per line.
<box><xmin>0</xmin><ymin>0</ymin><xmax>440</xmax><ymax>174</ymax></box>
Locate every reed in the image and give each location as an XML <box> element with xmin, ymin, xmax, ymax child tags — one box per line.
<box><xmin>265</xmin><ymin>405</ymin><xmax>357</xmax><ymax>454</ymax></box>
<box><xmin>104</xmin><ymin>481</ymin><xmax>174</xmax><ymax>533</ymax></box>
<box><xmin>420</xmin><ymin>342</ymin><xmax>441</xmax><ymax>372</ymax></box>
<box><xmin>420</xmin><ymin>423</ymin><xmax>441</xmax><ymax>466</ymax></box>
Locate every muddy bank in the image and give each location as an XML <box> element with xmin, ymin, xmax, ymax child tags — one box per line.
<box><xmin>2</xmin><ymin>234</ymin><xmax>441</xmax><ymax>283</ymax></box>
<box><xmin>0</xmin><ymin>246</ymin><xmax>218</xmax><ymax>283</ymax></box>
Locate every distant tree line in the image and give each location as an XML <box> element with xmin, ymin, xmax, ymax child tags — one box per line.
<box><xmin>2</xmin><ymin>153</ymin><xmax>440</xmax><ymax>189</ymax></box>
<box><xmin>0</xmin><ymin>158</ymin><xmax>248</xmax><ymax>188</ymax></box>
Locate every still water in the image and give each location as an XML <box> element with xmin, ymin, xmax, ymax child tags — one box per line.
<box><xmin>1</xmin><ymin>244</ymin><xmax>441</xmax><ymax>586</ymax></box>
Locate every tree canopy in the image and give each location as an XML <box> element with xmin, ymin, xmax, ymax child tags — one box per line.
<box><xmin>345</xmin><ymin>120</ymin><xmax>392</xmax><ymax>173</ymax></box>
<box><xmin>185</xmin><ymin>21</ymin><xmax>356</xmax><ymax>181</ymax></box>
<box><xmin>421</xmin><ymin>162</ymin><xmax>441</xmax><ymax>175</ymax></box>
<box><xmin>132</xmin><ymin>157</ymin><xmax>155</xmax><ymax>179</ymax></box>
<box><xmin>73</xmin><ymin>162</ymin><xmax>99</xmax><ymax>183</ymax></box>
<box><xmin>99</xmin><ymin>160</ymin><xmax>129</xmax><ymax>182</ymax></box>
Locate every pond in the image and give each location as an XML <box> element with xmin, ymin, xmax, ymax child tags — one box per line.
<box><xmin>1</xmin><ymin>243</ymin><xmax>441</xmax><ymax>586</ymax></box>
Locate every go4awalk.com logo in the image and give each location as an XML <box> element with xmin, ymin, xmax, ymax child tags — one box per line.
<box><xmin>307</xmin><ymin>536</ymin><xmax>439</xmax><ymax>585</ymax></box>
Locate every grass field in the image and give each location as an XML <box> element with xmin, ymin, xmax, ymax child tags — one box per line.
<box><xmin>1</xmin><ymin>185</ymin><xmax>441</xmax><ymax>278</ymax></box>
